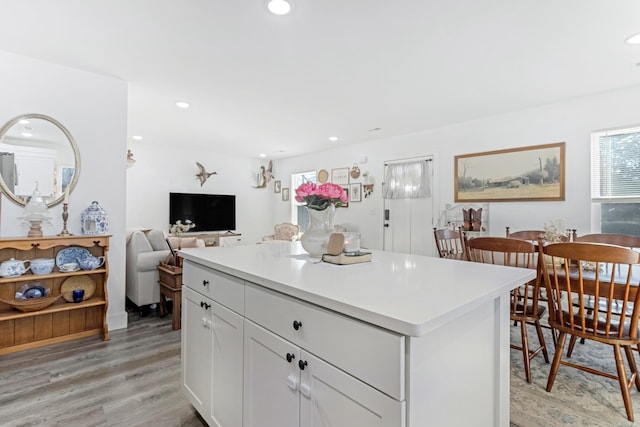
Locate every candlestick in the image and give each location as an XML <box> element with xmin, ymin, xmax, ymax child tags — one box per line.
<box><xmin>63</xmin><ymin>187</ymin><xmax>69</xmax><ymax>204</ymax></box>
<box><xmin>58</xmin><ymin>203</ymin><xmax>72</xmax><ymax>236</ymax></box>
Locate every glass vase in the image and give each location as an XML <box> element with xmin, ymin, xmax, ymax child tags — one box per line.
<box><xmin>300</xmin><ymin>205</ymin><xmax>335</xmax><ymax>257</ymax></box>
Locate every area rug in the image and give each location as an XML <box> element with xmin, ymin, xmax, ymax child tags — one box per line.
<box><xmin>510</xmin><ymin>325</ymin><xmax>640</xmax><ymax>427</ymax></box>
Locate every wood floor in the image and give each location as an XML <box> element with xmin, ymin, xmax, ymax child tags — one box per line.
<box><xmin>0</xmin><ymin>310</ymin><xmax>524</xmax><ymax>427</ymax></box>
<box><xmin>0</xmin><ymin>312</ymin><xmax>206</xmax><ymax>427</ymax></box>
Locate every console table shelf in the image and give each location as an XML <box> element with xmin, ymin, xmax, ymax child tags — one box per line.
<box><xmin>0</xmin><ymin>235</ymin><xmax>110</xmax><ymax>355</ymax></box>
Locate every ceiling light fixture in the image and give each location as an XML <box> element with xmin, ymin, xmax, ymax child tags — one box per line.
<box><xmin>132</xmin><ymin>135</ymin><xmax>143</xmax><ymax>140</ymax></box>
<box><xmin>266</xmin><ymin>0</ymin><xmax>293</xmax><ymax>15</ymax></box>
<box><xmin>329</xmin><ymin>136</ymin><xmax>338</xmax><ymax>142</ymax></box>
<box><xmin>626</xmin><ymin>33</ymin><xmax>640</xmax><ymax>44</ymax></box>
<box><xmin>176</xmin><ymin>101</ymin><xmax>190</xmax><ymax>109</ymax></box>
<box><xmin>259</xmin><ymin>153</ymin><xmax>266</xmax><ymax>158</ymax></box>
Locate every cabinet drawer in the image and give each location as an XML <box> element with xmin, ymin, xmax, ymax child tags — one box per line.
<box><xmin>245</xmin><ymin>284</ymin><xmax>405</xmax><ymax>400</ymax></box>
<box><xmin>183</xmin><ymin>260</ymin><xmax>244</xmax><ymax>315</ymax></box>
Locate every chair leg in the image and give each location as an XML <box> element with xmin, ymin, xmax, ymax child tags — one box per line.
<box><xmin>534</xmin><ymin>320</ymin><xmax>549</xmax><ymax>363</ymax></box>
<box><xmin>567</xmin><ymin>335</ymin><xmax>578</xmax><ymax>358</ymax></box>
<box><xmin>520</xmin><ymin>320</ymin><xmax>532</xmax><ymax>383</ymax></box>
<box><xmin>613</xmin><ymin>344</ymin><xmax>635</xmax><ymax>422</ymax></box>
<box><xmin>624</xmin><ymin>345</ymin><xmax>640</xmax><ymax>391</ymax></box>
<box><xmin>546</xmin><ymin>331</ymin><xmax>567</xmax><ymax>392</ymax></box>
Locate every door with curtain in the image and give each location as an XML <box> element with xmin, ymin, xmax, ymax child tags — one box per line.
<box><xmin>382</xmin><ymin>157</ymin><xmax>434</xmax><ymax>256</ymax></box>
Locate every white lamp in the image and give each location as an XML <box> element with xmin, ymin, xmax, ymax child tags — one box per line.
<box><xmin>19</xmin><ymin>182</ymin><xmax>52</xmax><ymax>237</ymax></box>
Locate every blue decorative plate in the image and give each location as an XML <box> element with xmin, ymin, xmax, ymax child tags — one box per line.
<box><xmin>56</xmin><ymin>247</ymin><xmax>91</xmax><ymax>269</ymax></box>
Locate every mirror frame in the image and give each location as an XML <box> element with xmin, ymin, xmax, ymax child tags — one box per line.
<box><xmin>0</xmin><ymin>113</ymin><xmax>81</xmax><ymax>208</ymax></box>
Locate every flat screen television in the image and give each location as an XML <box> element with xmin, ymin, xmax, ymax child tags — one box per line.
<box><xmin>169</xmin><ymin>193</ymin><xmax>236</xmax><ymax>232</ymax></box>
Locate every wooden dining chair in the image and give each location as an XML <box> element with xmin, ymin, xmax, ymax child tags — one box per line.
<box><xmin>575</xmin><ymin>233</ymin><xmax>640</xmax><ymax>249</ymax></box>
<box><xmin>568</xmin><ymin>233</ymin><xmax>640</xmax><ymax>350</ymax></box>
<box><xmin>433</xmin><ymin>227</ymin><xmax>466</xmax><ymax>260</ymax></box>
<box><xmin>540</xmin><ymin>241</ymin><xmax>640</xmax><ymax>421</ymax></box>
<box><xmin>506</xmin><ymin>227</ymin><xmax>578</xmax><ymax>242</ymax></box>
<box><xmin>505</xmin><ymin>227</ymin><xmax>546</xmax><ymax>242</ymax></box>
<box><xmin>465</xmin><ymin>236</ymin><xmax>549</xmax><ymax>383</ymax></box>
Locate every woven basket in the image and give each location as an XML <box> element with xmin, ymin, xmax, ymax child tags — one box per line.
<box><xmin>0</xmin><ymin>294</ymin><xmax>63</xmax><ymax>312</ymax></box>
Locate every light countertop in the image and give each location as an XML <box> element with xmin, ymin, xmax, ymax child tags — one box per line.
<box><xmin>180</xmin><ymin>242</ymin><xmax>535</xmax><ymax>337</ymax></box>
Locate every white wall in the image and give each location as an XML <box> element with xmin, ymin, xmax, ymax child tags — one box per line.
<box><xmin>126</xmin><ymin>143</ymin><xmax>274</xmax><ymax>245</ymax></box>
<box><xmin>276</xmin><ymin>85</ymin><xmax>640</xmax><ymax>250</ymax></box>
<box><xmin>0</xmin><ymin>51</ymin><xmax>128</xmax><ymax>330</ymax></box>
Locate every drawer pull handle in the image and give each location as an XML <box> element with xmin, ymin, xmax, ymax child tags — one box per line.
<box><xmin>292</xmin><ymin>320</ymin><xmax>303</xmax><ymax>330</ymax></box>
<box><xmin>298</xmin><ymin>360</ymin><xmax>307</xmax><ymax>370</ymax></box>
<box><xmin>202</xmin><ymin>280</ymin><xmax>209</xmax><ymax>286</ymax></box>
<box><xmin>286</xmin><ymin>353</ymin><xmax>295</xmax><ymax>363</ymax></box>
<box><xmin>200</xmin><ymin>301</ymin><xmax>211</xmax><ymax>310</ymax></box>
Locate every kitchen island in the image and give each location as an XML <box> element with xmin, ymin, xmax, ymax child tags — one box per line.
<box><xmin>180</xmin><ymin>242</ymin><xmax>535</xmax><ymax>427</ymax></box>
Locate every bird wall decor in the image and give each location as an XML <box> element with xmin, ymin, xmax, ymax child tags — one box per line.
<box><xmin>196</xmin><ymin>162</ymin><xmax>217</xmax><ymax>186</ymax></box>
<box><xmin>252</xmin><ymin>160</ymin><xmax>274</xmax><ymax>189</ymax></box>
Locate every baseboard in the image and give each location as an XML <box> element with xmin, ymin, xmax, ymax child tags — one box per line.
<box><xmin>107</xmin><ymin>310</ymin><xmax>128</xmax><ymax>331</ymax></box>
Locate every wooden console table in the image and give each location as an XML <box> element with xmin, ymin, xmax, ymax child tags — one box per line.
<box><xmin>158</xmin><ymin>262</ymin><xmax>182</xmax><ymax>330</ymax></box>
<box><xmin>188</xmin><ymin>232</ymin><xmax>241</xmax><ymax>247</ymax></box>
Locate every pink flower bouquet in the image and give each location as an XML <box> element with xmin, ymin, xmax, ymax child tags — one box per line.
<box><xmin>294</xmin><ymin>182</ymin><xmax>349</xmax><ymax>210</ymax></box>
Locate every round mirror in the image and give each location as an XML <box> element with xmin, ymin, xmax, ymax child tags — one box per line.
<box><xmin>0</xmin><ymin>114</ymin><xmax>80</xmax><ymax>207</ymax></box>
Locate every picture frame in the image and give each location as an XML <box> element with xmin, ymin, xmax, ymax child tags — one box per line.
<box><xmin>282</xmin><ymin>187</ymin><xmax>289</xmax><ymax>201</ymax></box>
<box><xmin>349</xmin><ymin>183</ymin><xmax>362</xmax><ymax>202</ymax></box>
<box><xmin>454</xmin><ymin>142</ymin><xmax>565</xmax><ymax>202</ymax></box>
<box><xmin>331</xmin><ymin>167</ymin><xmax>350</xmax><ymax>185</ymax></box>
<box><xmin>274</xmin><ymin>180</ymin><xmax>281</xmax><ymax>193</ymax></box>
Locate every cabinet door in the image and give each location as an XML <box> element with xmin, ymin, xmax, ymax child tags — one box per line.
<box><xmin>209</xmin><ymin>300</ymin><xmax>244</xmax><ymax>427</ymax></box>
<box><xmin>299</xmin><ymin>351</ymin><xmax>405</xmax><ymax>427</ymax></box>
<box><xmin>243</xmin><ymin>320</ymin><xmax>300</xmax><ymax>427</ymax></box>
<box><xmin>182</xmin><ymin>287</ymin><xmax>212</xmax><ymax>416</ymax></box>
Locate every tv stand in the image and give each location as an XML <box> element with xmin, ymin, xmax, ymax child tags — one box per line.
<box><xmin>190</xmin><ymin>232</ymin><xmax>241</xmax><ymax>247</ymax></box>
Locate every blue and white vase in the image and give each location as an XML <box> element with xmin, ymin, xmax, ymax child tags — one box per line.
<box><xmin>81</xmin><ymin>201</ymin><xmax>109</xmax><ymax>235</ymax></box>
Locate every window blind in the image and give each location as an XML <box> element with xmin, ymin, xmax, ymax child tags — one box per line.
<box><xmin>591</xmin><ymin>126</ymin><xmax>640</xmax><ymax>202</ymax></box>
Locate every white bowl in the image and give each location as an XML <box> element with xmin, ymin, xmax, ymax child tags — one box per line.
<box><xmin>31</xmin><ymin>258</ymin><xmax>55</xmax><ymax>275</ymax></box>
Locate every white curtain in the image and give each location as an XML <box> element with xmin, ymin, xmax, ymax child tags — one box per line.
<box><xmin>383</xmin><ymin>160</ymin><xmax>431</xmax><ymax>199</ymax></box>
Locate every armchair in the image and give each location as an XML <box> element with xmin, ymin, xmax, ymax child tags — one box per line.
<box><xmin>126</xmin><ymin>229</ymin><xmax>204</xmax><ymax>307</ymax></box>
<box><xmin>262</xmin><ymin>223</ymin><xmax>300</xmax><ymax>242</ymax></box>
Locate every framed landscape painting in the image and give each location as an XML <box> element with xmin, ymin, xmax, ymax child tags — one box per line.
<box><xmin>454</xmin><ymin>142</ymin><xmax>565</xmax><ymax>202</ymax></box>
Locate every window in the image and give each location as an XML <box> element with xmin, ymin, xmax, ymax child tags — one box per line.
<box><xmin>591</xmin><ymin>126</ymin><xmax>640</xmax><ymax>236</ymax></box>
<box><xmin>291</xmin><ymin>171</ymin><xmax>316</xmax><ymax>232</ymax></box>
<box><xmin>382</xmin><ymin>160</ymin><xmax>431</xmax><ymax>199</ymax></box>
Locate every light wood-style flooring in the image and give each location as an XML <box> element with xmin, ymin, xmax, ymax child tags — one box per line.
<box><xmin>0</xmin><ymin>311</ymin><xmax>526</xmax><ymax>426</ymax></box>
<box><xmin>0</xmin><ymin>312</ymin><xmax>206</xmax><ymax>427</ymax></box>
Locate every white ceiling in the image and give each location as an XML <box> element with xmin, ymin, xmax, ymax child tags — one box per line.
<box><xmin>1</xmin><ymin>1</ymin><xmax>639</xmax><ymax>159</ymax></box>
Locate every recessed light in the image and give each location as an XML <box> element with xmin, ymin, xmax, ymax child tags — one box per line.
<box><xmin>18</xmin><ymin>119</ymin><xmax>29</xmax><ymax>125</ymax></box>
<box><xmin>266</xmin><ymin>0</ymin><xmax>293</xmax><ymax>15</ymax></box>
<box><xmin>329</xmin><ymin>136</ymin><xmax>338</xmax><ymax>142</ymax></box>
<box><xmin>626</xmin><ymin>33</ymin><xmax>640</xmax><ymax>44</ymax></box>
<box><xmin>21</xmin><ymin>132</ymin><xmax>33</xmax><ymax>137</ymax></box>
<box><xmin>132</xmin><ymin>135</ymin><xmax>143</xmax><ymax>140</ymax></box>
<box><xmin>259</xmin><ymin>153</ymin><xmax>266</xmax><ymax>158</ymax></box>
<box><xmin>176</xmin><ymin>101</ymin><xmax>190</xmax><ymax>109</ymax></box>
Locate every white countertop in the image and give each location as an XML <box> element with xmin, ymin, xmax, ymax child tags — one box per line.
<box><xmin>180</xmin><ymin>242</ymin><xmax>535</xmax><ymax>337</ymax></box>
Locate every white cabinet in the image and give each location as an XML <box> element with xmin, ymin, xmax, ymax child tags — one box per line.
<box><xmin>183</xmin><ymin>261</ymin><xmax>405</xmax><ymax>427</ymax></box>
<box><xmin>243</xmin><ymin>320</ymin><xmax>403</xmax><ymax>427</ymax></box>
<box><xmin>182</xmin><ymin>286</ymin><xmax>212</xmax><ymax>415</ymax></box>
<box><xmin>243</xmin><ymin>320</ymin><xmax>300</xmax><ymax>427</ymax></box>
<box><xmin>182</xmin><ymin>286</ymin><xmax>243</xmax><ymax>427</ymax></box>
